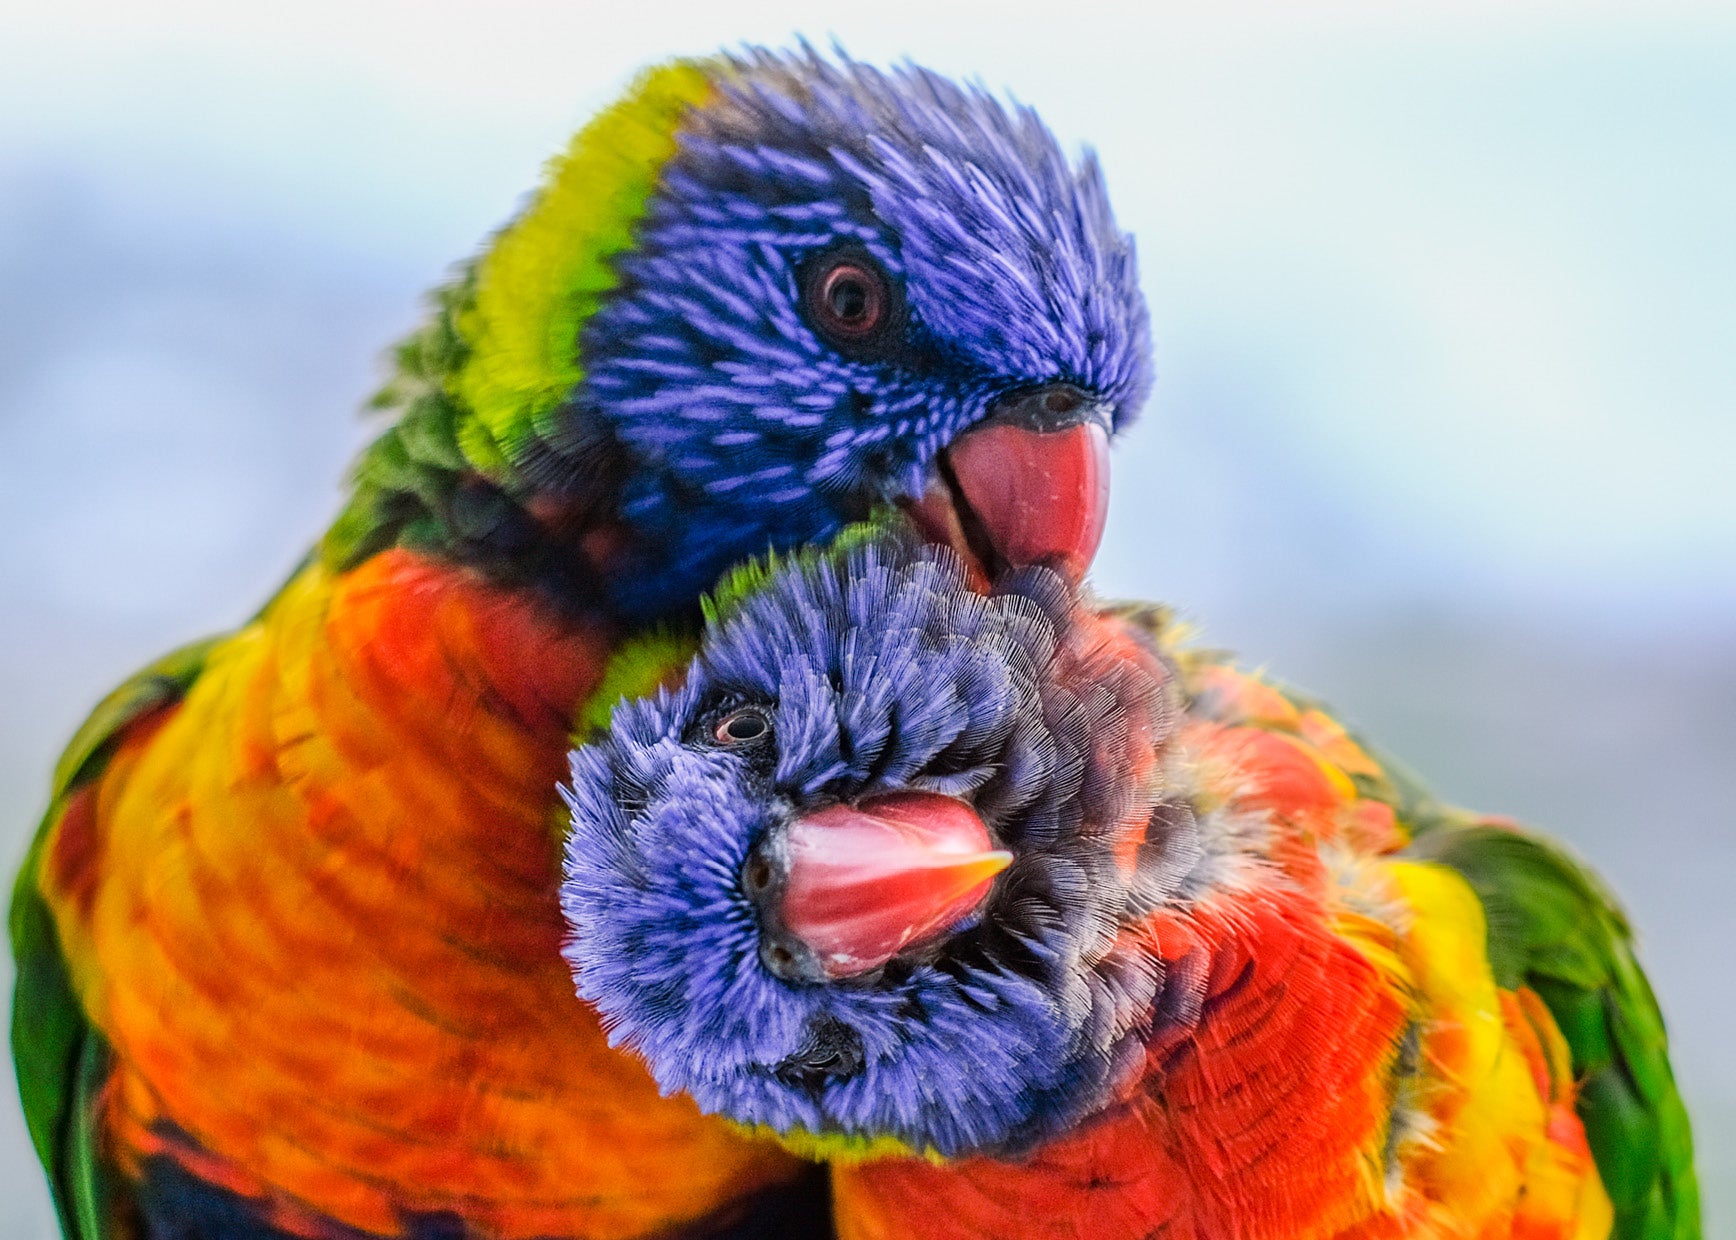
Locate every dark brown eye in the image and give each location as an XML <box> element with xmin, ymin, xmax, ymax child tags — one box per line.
<box><xmin>806</xmin><ymin>256</ymin><xmax>890</xmax><ymax>343</ymax></box>
<box><xmin>714</xmin><ymin>708</ymin><xmax>771</xmax><ymax>745</ymax></box>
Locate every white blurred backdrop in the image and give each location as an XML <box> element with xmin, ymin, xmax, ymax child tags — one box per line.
<box><xmin>3</xmin><ymin>3</ymin><xmax>1732</xmax><ymax>1235</ymax></box>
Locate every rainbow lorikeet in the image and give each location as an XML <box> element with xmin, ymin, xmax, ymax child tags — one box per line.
<box><xmin>560</xmin><ymin>536</ymin><xmax>1699</xmax><ymax>1240</ymax></box>
<box><xmin>10</xmin><ymin>48</ymin><xmax>1152</xmax><ymax>1239</ymax></box>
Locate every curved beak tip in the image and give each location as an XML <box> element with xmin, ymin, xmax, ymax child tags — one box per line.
<box><xmin>773</xmin><ymin>793</ymin><xmax>1010</xmax><ymax>979</ymax></box>
<box><xmin>905</xmin><ymin>417</ymin><xmax>1110</xmax><ymax>586</ymax></box>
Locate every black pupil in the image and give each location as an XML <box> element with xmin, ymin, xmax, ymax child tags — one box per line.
<box><xmin>723</xmin><ymin>712</ymin><xmax>766</xmax><ymax>741</ymax></box>
<box><xmin>828</xmin><ymin>275</ymin><xmax>869</xmax><ymax>322</ymax></box>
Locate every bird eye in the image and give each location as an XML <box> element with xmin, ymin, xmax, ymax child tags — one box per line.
<box><xmin>714</xmin><ymin>707</ymin><xmax>771</xmax><ymax>745</ymax></box>
<box><xmin>804</xmin><ymin>252</ymin><xmax>893</xmax><ymax>345</ymax></box>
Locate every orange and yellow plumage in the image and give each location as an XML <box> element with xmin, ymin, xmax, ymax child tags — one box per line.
<box><xmin>30</xmin><ymin>550</ymin><xmax>805</xmax><ymax>1237</ymax></box>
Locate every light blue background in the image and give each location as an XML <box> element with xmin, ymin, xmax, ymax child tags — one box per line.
<box><xmin>3</xmin><ymin>3</ymin><xmax>1732</xmax><ymax>1235</ymax></box>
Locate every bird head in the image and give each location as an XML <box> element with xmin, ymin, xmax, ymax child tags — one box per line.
<box><xmin>561</xmin><ymin>539</ymin><xmax>1195</xmax><ymax>1157</ymax></box>
<box><xmin>332</xmin><ymin>46</ymin><xmax>1151</xmax><ymax>621</ymax></box>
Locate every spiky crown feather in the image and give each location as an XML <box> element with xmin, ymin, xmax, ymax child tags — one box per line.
<box><xmin>561</xmin><ymin>539</ymin><xmax>1207</xmax><ymax>1157</ymax></box>
<box><xmin>327</xmin><ymin>47</ymin><xmax>1151</xmax><ymax>620</ymax></box>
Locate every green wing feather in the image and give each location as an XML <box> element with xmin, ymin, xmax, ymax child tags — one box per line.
<box><xmin>1407</xmin><ymin>820</ymin><xmax>1700</xmax><ymax>1240</ymax></box>
<box><xmin>1262</xmin><ymin>666</ymin><xmax>1700</xmax><ymax>1239</ymax></box>
<box><xmin>10</xmin><ymin>637</ymin><xmax>219</xmax><ymax>1239</ymax></box>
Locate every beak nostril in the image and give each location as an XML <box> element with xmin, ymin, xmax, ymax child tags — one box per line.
<box><xmin>987</xmin><ymin>382</ymin><xmax>1100</xmax><ymax>432</ymax></box>
<box><xmin>745</xmin><ymin>856</ymin><xmax>773</xmax><ymax>895</ymax></box>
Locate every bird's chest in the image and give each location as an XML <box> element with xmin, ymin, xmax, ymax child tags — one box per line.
<box><xmin>43</xmin><ymin>551</ymin><xmax>799</xmax><ymax>1238</ymax></box>
<box><xmin>830</xmin><ymin>882</ymin><xmax>1410</xmax><ymax>1240</ymax></box>
<box><xmin>830</xmin><ymin>872</ymin><xmax>1607</xmax><ymax>1240</ymax></box>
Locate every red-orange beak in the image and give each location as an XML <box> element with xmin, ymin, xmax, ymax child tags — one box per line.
<box><xmin>767</xmin><ymin>792</ymin><xmax>1011</xmax><ymax>980</ymax></box>
<box><xmin>902</xmin><ymin>383</ymin><xmax>1112</xmax><ymax>587</ymax></box>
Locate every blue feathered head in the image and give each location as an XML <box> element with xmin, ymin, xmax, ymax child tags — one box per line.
<box><xmin>561</xmin><ymin>540</ymin><xmax>1192</xmax><ymax>1157</ymax></box>
<box><xmin>362</xmin><ymin>45</ymin><xmax>1152</xmax><ymax>619</ymax></box>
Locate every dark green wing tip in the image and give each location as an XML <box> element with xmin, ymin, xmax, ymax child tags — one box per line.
<box><xmin>1407</xmin><ymin>823</ymin><xmax>1700</xmax><ymax>1240</ymax></box>
<box><xmin>13</xmin><ymin>633</ymin><xmax>221</xmax><ymax>1240</ymax></box>
<box><xmin>11</xmin><ymin>878</ymin><xmax>123</xmax><ymax>1240</ymax></box>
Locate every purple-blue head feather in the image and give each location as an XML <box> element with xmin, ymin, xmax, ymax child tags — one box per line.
<box><xmin>560</xmin><ymin>539</ymin><xmax>1190</xmax><ymax>1156</ymax></box>
<box><xmin>580</xmin><ymin>47</ymin><xmax>1151</xmax><ymax>617</ymax></box>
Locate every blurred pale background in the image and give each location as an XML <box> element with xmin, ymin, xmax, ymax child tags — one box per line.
<box><xmin>3</xmin><ymin>2</ymin><xmax>1732</xmax><ymax>1235</ymax></box>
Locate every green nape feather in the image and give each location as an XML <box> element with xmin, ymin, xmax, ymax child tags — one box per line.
<box><xmin>571</xmin><ymin>628</ymin><xmax>701</xmax><ymax>749</ymax></box>
<box><xmin>702</xmin><ymin>513</ymin><xmax>909</xmax><ymax>630</ymax></box>
<box><xmin>1408</xmin><ymin>822</ymin><xmax>1700</xmax><ymax>1240</ymax></box>
<box><xmin>11</xmin><ymin>637</ymin><xmax>220</xmax><ymax>1240</ymax></box>
<box><xmin>323</xmin><ymin>58</ymin><xmax>715</xmax><ymax>573</ymax></box>
<box><xmin>455</xmin><ymin>59</ymin><xmax>714</xmax><ymax>466</ymax></box>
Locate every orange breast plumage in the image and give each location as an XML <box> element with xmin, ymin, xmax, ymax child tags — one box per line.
<box><xmin>34</xmin><ymin>549</ymin><xmax>806</xmax><ymax>1239</ymax></box>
